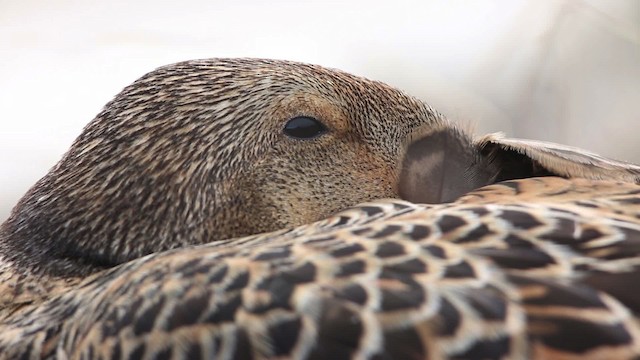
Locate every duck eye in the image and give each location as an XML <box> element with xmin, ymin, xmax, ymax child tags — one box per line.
<box><xmin>283</xmin><ymin>116</ymin><xmax>327</xmax><ymax>139</ymax></box>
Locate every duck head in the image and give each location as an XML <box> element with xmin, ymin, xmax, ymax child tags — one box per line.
<box><xmin>3</xmin><ymin>58</ymin><xmax>571</xmax><ymax>277</ymax></box>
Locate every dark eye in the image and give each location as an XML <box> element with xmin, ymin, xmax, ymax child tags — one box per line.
<box><xmin>283</xmin><ymin>116</ymin><xmax>327</xmax><ymax>139</ymax></box>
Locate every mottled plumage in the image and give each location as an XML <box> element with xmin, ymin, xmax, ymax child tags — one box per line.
<box><xmin>1</xmin><ymin>58</ymin><xmax>639</xmax><ymax>359</ymax></box>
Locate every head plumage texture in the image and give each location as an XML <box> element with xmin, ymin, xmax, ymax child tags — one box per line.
<box><xmin>1</xmin><ymin>58</ymin><xmax>446</xmax><ymax>275</ymax></box>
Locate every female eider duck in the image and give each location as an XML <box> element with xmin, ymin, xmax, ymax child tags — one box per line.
<box><xmin>1</xmin><ymin>58</ymin><xmax>639</xmax><ymax>359</ymax></box>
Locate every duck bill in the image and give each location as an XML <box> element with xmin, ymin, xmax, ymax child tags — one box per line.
<box><xmin>397</xmin><ymin>125</ymin><xmax>498</xmax><ymax>204</ymax></box>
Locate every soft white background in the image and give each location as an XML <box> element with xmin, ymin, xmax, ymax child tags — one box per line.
<box><xmin>1</xmin><ymin>0</ymin><xmax>639</xmax><ymax>221</ymax></box>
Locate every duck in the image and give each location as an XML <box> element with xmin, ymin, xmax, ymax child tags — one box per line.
<box><xmin>0</xmin><ymin>58</ymin><xmax>639</xmax><ymax>359</ymax></box>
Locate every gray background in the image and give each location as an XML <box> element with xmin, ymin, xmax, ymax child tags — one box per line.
<box><xmin>1</xmin><ymin>0</ymin><xmax>639</xmax><ymax>222</ymax></box>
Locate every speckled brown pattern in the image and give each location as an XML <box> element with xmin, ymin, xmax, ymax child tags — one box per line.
<box><xmin>1</xmin><ymin>58</ymin><xmax>639</xmax><ymax>359</ymax></box>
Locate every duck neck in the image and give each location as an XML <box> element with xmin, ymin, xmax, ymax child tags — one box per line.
<box><xmin>0</xmin><ymin>238</ymin><xmax>82</xmax><ymax>320</ymax></box>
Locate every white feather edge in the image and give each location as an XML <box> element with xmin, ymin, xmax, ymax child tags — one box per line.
<box><xmin>475</xmin><ymin>132</ymin><xmax>640</xmax><ymax>183</ymax></box>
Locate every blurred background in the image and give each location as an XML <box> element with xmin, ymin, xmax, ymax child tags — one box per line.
<box><xmin>1</xmin><ymin>0</ymin><xmax>638</xmax><ymax>221</ymax></box>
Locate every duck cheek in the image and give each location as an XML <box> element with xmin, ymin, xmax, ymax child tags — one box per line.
<box><xmin>349</xmin><ymin>165</ymin><xmax>397</xmax><ymax>202</ymax></box>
